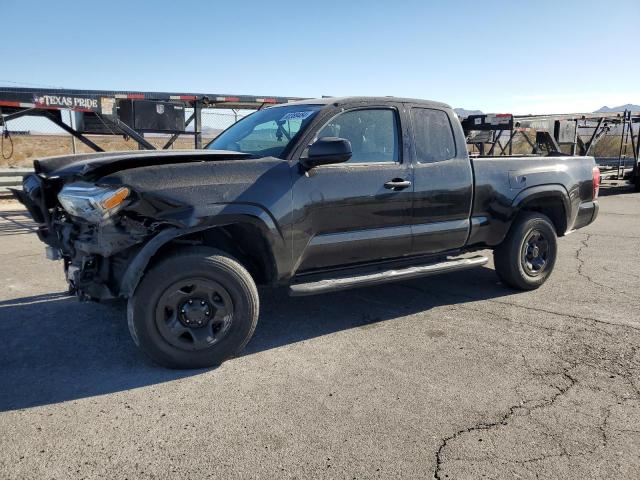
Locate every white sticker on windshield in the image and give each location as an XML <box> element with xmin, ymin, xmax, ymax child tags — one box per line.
<box><xmin>279</xmin><ymin>111</ymin><xmax>314</xmax><ymax>122</ymax></box>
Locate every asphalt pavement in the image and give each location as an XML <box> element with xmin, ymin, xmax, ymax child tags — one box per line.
<box><xmin>0</xmin><ymin>187</ymin><xmax>639</xmax><ymax>479</ymax></box>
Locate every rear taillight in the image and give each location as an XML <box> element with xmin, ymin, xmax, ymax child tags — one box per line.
<box><xmin>592</xmin><ymin>166</ymin><xmax>600</xmax><ymax>200</ymax></box>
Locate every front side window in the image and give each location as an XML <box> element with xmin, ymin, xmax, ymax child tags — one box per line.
<box><xmin>411</xmin><ymin>108</ymin><xmax>456</xmax><ymax>163</ymax></box>
<box><xmin>207</xmin><ymin>104</ymin><xmax>322</xmax><ymax>158</ymax></box>
<box><xmin>316</xmin><ymin>108</ymin><xmax>400</xmax><ymax>163</ymax></box>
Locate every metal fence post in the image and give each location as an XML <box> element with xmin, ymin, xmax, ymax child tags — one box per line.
<box><xmin>617</xmin><ymin>111</ymin><xmax>628</xmax><ymax>178</ymax></box>
<box><xmin>194</xmin><ymin>101</ymin><xmax>202</xmax><ymax>149</ymax></box>
<box><xmin>68</xmin><ymin>110</ymin><xmax>77</xmax><ymax>154</ymax></box>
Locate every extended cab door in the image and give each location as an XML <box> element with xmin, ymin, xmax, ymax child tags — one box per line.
<box><xmin>291</xmin><ymin>105</ymin><xmax>414</xmax><ymax>272</ymax></box>
<box><xmin>409</xmin><ymin>106</ymin><xmax>473</xmax><ymax>254</ymax></box>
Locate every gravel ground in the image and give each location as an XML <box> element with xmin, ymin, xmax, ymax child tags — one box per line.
<box><xmin>0</xmin><ymin>187</ymin><xmax>639</xmax><ymax>479</ymax></box>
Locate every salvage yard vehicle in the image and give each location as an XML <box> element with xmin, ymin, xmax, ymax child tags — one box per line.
<box><xmin>13</xmin><ymin>97</ymin><xmax>600</xmax><ymax>368</ymax></box>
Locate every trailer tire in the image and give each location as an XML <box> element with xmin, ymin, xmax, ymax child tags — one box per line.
<box><xmin>128</xmin><ymin>247</ymin><xmax>259</xmax><ymax>369</ymax></box>
<box><xmin>494</xmin><ymin>212</ymin><xmax>557</xmax><ymax>290</ymax></box>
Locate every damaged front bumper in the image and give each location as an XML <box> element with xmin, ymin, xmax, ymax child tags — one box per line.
<box><xmin>14</xmin><ymin>174</ymin><xmax>156</xmax><ymax>301</ymax></box>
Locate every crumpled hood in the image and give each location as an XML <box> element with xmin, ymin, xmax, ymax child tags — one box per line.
<box><xmin>34</xmin><ymin>149</ymin><xmax>252</xmax><ymax>180</ymax></box>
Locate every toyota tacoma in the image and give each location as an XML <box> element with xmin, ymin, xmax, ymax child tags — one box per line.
<box><xmin>13</xmin><ymin>97</ymin><xmax>600</xmax><ymax>368</ymax></box>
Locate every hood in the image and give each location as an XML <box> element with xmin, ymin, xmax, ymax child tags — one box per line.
<box><xmin>34</xmin><ymin>149</ymin><xmax>252</xmax><ymax>180</ymax></box>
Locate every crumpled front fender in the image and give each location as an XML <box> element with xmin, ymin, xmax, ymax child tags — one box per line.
<box><xmin>118</xmin><ymin>202</ymin><xmax>286</xmax><ymax>298</ymax></box>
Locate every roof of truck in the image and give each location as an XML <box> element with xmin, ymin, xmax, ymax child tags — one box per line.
<box><xmin>281</xmin><ymin>96</ymin><xmax>451</xmax><ymax>109</ymax></box>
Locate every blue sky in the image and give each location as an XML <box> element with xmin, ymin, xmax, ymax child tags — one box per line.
<box><xmin>1</xmin><ymin>0</ymin><xmax>638</xmax><ymax>114</ymax></box>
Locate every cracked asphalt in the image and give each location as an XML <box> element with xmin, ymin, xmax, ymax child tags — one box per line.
<box><xmin>0</xmin><ymin>187</ymin><xmax>639</xmax><ymax>479</ymax></box>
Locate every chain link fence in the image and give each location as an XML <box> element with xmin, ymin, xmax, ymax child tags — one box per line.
<box><xmin>1</xmin><ymin>108</ymin><xmax>253</xmax><ymax>168</ymax></box>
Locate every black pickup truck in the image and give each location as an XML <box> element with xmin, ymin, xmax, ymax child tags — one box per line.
<box><xmin>13</xmin><ymin>97</ymin><xmax>600</xmax><ymax>368</ymax></box>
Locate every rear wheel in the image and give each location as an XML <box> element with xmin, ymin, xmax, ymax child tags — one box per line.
<box><xmin>128</xmin><ymin>247</ymin><xmax>259</xmax><ymax>369</ymax></box>
<box><xmin>494</xmin><ymin>212</ymin><xmax>557</xmax><ymax>290</ymax></box>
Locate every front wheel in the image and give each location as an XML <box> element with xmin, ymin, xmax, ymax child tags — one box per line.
<box><xmin>494</xmin><ymin>212</ymin><xmax>558</xmax><ymax>290</ymax></box>
<box><xmin>128</xmin><ymin>247</ymin><xmax>259</xmax><ymax>369</ymax></box>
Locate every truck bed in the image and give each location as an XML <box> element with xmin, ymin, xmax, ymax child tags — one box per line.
<box><xmin>467</xmin><ymin>155</ymin><xmax>598</xmax><ymax>246</ymax></box>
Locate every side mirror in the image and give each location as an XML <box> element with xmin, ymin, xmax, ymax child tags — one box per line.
<box><xmin>300</xmin><ymin>137</ymin><xmax>352</xmax><ymax>169</ymax></box>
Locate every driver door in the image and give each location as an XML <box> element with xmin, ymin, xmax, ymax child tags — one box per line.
<box><xmin>291</xmin><ymin>106</ymin><xmax>414</xmax><ymax>272</ymax></box>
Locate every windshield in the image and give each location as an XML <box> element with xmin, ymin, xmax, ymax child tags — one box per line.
<box><xmin>207</xmin><ymin>104</ymin><xmax>323</xmax><ymax>158</ymax></box>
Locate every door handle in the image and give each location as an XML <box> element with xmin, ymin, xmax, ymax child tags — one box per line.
<box><xmin>384</xmin><ymin>178</ymin><xmax>412</xmax><ymax>190</ymax></box>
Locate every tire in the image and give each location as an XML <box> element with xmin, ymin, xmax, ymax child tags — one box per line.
<box><xmin>494</xmin><ymin>212</ymin><xmax>558</xmax><ymax>290</ymax></box>
<box><xmin>128</xmin><ymin>247</ymin><xmax>259</xmax><ymax>369</ymax></box>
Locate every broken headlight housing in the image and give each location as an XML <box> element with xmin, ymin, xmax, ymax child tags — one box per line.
<box><xmin>57</xmin><ymin>183</ymin><xmax>130</xmax><ymax>223</ymax></box>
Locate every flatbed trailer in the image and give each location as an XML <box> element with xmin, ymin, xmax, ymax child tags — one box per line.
<box><xmin>0</xmin><ymin>86</ymin><xmax>304</xmax><ymax>151</ymax></box>
<box><xmin>461</xmin><ymin>110</ymin><xmax>640</xmax><ymax>191</ymax></box>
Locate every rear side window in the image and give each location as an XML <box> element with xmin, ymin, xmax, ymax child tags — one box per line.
<box><xmin>316</xmin><ymin>108</ymin><xmax>400</xmax><ymax>163</ymax></box>
<box><xmin>411</xmin><ymin>108</ymin><xmax>456</xmax><ymax>163</ymax></box>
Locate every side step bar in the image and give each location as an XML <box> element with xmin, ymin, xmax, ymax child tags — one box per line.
<box><xmin>288</xmin><ymin>255</ymin><xmax>489</xmax><ymax>296</ymax></box>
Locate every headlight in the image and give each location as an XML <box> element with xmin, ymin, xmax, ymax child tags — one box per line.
<box><xmin>57</xmin><ymin>183</ymin><xmax>130</xmax><ymax>223</ymax></box>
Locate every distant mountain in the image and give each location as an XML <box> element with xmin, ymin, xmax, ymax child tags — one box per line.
<box><xmin>594</xmin><ymin>104</ymin><xmax>640</xmax><ymax>113</ymax></box>
<box><xmin>454</xmin><ymin>108</ymin><xmax>483</xmax><ymax>118</ymax></box>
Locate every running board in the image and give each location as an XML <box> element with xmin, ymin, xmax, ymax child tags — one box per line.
<box><xmin>288</xmin><ymin>255</ymin><xmax>489</xmax><ymax>296</ymax></box>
